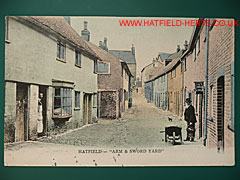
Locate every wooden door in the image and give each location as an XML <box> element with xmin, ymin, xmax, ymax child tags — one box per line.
<box><xmin>16</xmin><ymin>83</ymin><xmax>28</xmax><ymax>142</ymax></box>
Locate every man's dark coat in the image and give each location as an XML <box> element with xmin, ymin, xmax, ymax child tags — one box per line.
<box><xmin>184</xmin><ymin>105</ymin><xmax>197</xmax><ymax>124</ymax></box>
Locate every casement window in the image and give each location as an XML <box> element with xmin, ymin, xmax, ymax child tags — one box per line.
<box><xmin>75</xmin><ymin>50</ymin><xmax>81</xmax><ymax>67</ymax></box>
<box><xmin>96</xmin><ymin>62</ymin><xmax>110</xmax><ymax>74</ymax></box>
<box><xmin>57</xmin><ymin>41</ymin><xmax>65</xmax><ymax>61</ymax></box>
<box><xmin>75</xmin><ymin>91</ymin><xmax>80</xmax><ymax>109</ymax></box>
<box><xmin>53</xmin><ymin>87</ymin><xmax>72</xmax><ymax>117</ymax></box>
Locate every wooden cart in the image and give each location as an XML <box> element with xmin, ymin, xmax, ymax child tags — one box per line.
<box><xmin>165</xmin><ymin>126</ymin><xmax>182</xmax><ymax>145</ymax></box>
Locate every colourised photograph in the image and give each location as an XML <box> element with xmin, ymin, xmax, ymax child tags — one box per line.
<box><xmin>4</xmin><ymin>16</ymin><xmax>235</xmax><ymax>166</ymax></box>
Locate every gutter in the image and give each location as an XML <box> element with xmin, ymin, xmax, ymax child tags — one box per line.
<box><xmin>203</xmin><ymin>19</ymin><xmax>209</xmax><ymax>146</ymax></box>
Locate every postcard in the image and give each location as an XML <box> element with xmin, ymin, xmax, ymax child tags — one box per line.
<box><xmin>4</xmin><ymin>16</ymin><xmax>235</xmax><ymax>166</ymax></box>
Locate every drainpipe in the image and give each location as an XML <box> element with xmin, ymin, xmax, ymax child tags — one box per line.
<box><xmin>203</xmin><ymin>20</ymin><xmax>209</xmax><ymax>146</ymax></box>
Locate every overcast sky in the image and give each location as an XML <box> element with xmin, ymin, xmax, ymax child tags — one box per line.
<box><xmin>70</xmin><ymin>17</ymin><xmax>194</xmax><ymax>77</ymax></box>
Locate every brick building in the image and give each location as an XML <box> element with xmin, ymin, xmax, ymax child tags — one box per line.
<box><xmin>206</xmin><ymin>19</ymin><xmax>234</xmax><ymax>151</ymax></box>
<box><xmin>86</xmin><ymin>39</ymin><xmax>132</xmax><ymax>119</ymax></box>
<box><xmin>183</xmin><ymin>20</ymin><xmax>206</xmax><ymax>139</ymax></box>
<box><xmin>4</xmin><ymin>16</ymin><xmax>100</xmax><ymax>142</ymax></box>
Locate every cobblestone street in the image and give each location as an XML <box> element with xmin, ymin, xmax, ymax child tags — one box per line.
<box><xmin>39</xmin><ymin>92</ymin><xmax>193</xmax><ymax>148</ymax></box>
<box><xmin>4</xmin><ymin>92</ymin><xmax>234</xmax><ymax>166</ymax></box>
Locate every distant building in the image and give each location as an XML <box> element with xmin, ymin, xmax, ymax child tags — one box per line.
<box><xmin>109</xmin><ymin>45</ymin><xmax>137</xmax><ymax>88</ymax></box>
<box><xmin>4</xmin><ymin>16</ymin><xmax>99</xmax><ymax>143</ymax></box>
<box><xmin>141</xmin><ymin>58</ymin><xmax>164</xmax><ymax>95</ymax></box>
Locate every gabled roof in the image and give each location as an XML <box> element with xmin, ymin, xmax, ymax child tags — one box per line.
<box><xmin>109</xmin><ymin>50</ymin><xmax>136</xmax><ymax>64</ymax></box>
<box><xmin>14</xmin><ymin>16</ymin><xmax>99</xmax><ymax>60</ymax></box>
<box><xmin>159</xmin><ymin>53</ymin><xmax>171</xmax><ymax>62</ymax></box>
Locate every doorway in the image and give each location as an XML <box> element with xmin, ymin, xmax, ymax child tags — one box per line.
<box><xmin>217</xmin><ymin>76</ymin><xmax>224</xmax><ymax>152</ymax></box>
<box><xmin>83</xmin><ymin>93</ymin><xmax>92</xmax><ymax>125</ymax></box>
<box><xmin>39</xmin><ymin>86</ymin><xmax>47</xmax><ymax>136</ymax></box>
<box><xmin>16</xmin><ymin>83</ymin><xmax>29</xmax><ymax>142</ymax></box>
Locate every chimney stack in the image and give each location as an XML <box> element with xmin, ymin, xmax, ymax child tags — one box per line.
<box><xmin>177</xmin><ymin>45</ymin><xmax>180</xmax><ymax>52</ymax></box>
<box><xmin>184</xmin><ymin>40</ymin><xmax>188</xmax><ymax>50</ymax></box>
<box><xmin>99</xmin><ymin>41</ymin><xmax>103</xmax><ymax>48</ymax></box>
<box><xmin>131</xmin><ymin>44</ymin><xmax>135</xmax><ymax>55</ymax></box>
<box><xmin>104</xmin><ymin>37</ymin><xmax>108</xmax><ymax>51</ymax></box>
<box><xmin>81</xmin><ymin>21</ymin><xmax>90</xmax><ymax>41</ymax></box>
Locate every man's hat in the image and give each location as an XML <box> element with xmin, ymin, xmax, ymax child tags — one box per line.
<box><xmin>186</xmin><ymin>98</ymin><xmax>192</xmax><ymax>104</ymax></box>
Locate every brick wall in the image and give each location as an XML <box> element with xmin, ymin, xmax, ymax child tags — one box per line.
<box><xmin>207</xmin><ymin>19</ymin><xmax>234</xmax><ymax>149</ymax></box>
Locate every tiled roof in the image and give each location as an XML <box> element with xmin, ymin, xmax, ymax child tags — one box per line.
<box><xmin>15</xmin><ymin>16</ymin><xmax>99</xmax><ymax>59</ymax></box>
<box><xmin>109</xmin><ymin>50</ymin><xmax>136</xmax><ymax>64</ymax></box>
<box><xmin>166</xmin><ymin>50</ymin><xmax>183</xmax><ymax>61</ymax></box>
<box><xmin>145</xmin><ymin>57</ymin><xmax>181</xmax><ymax>83</ymax></box>
<box><xmin>159</xmin><ymin>53</ymin><xmax>171</xmax><ymax>62</ymax></box>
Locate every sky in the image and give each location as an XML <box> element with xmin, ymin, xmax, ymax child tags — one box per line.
<box><xmin>70</xmin><ymin>17</ymin><xmax>195</xmax><ymax>77</ymax></box>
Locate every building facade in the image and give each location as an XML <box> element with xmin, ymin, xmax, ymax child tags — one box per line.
<box><xmin>206</xmin><ymin>19</ymin><xmax>234</xmax><ymax>151</ymax></box>
<box><xmin>86</xmin><ymin>38</ymin><xmax>132</xmax><ymax>119</ymax></box>
<box><xmin>4</xmin><ymin>16</ymin><xmax>99</xmax><ymax>143</ymax></box>
<box><xmin>109</xmin><ymin>45</ymin><xmax>137</xmax><ymax>88</ymax></box>
<box><xmin>183</xmin><ymin>22</ymin><xmax>206</xmax><ymax>139</ymax></box>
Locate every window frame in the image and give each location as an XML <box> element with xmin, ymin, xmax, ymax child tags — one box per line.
<box><xmin>56</xmin><ymin>41</ymin><xmax>66</xmax><ymax>62</ymax></box>
<box><xmin>96</xmin><ymin>61</ymin><xmax>110</xmax><ymax>74</ymax></box>
<box><xmin>53</xmin><ymin>87</ymin><xmax>72</xmax><ymax>118</ymax></box>
<box><xmin>75</xmin><ymin>50</ymin><xmax>82</xmax><ymax>67</ymax></box>
<box><xmin>74</xmin><ymin>91</ymin><xmax>81</xmax><ymax>110</ymax></box>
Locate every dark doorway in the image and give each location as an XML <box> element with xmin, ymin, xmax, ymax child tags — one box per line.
<box><xmin>16</xmin><ymin>83</ymin><xmax>29</xmax><ymax>142</ymax></box>
<box><xmin>217</xmin><ymin>76</ymin><xmax>224</xmax><ymax>152</ymax></box>
<box><xmin>39</xmin><ymin>86</ymin><xmax>47</xmax><ymax>136</ymax></box>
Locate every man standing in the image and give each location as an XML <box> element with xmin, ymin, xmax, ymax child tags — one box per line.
<box><xmin>184</xmin><ymin>98</ymin><xmax>197</xmax><ymax>142</ymax></box>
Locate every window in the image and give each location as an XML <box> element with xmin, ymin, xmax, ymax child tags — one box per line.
<box><xmin>183</xmin><ymin>58</ymin><xmax>187</xmax><ymax>72</ymax></box>
<box><xmin>174</xmin><ymin>68</ymin><xmax>176</xmax><ymax>77</ymax></box>
<box><xmin>193</xmin><ymin>47</ymin><xmax>196</xmax><ymax>61</ymax></box>
<box><xmin>57</xmin><ymin>41</ymin><xmax>65</xmax><ymax>61</ymax></box>
<box><xmin>197</xmin><ymin>37</ymin><xmax>200</xmax><ymax>55</ymax></box>
<box><xmin>75</xmin><ymin>91</ymin><xmax>80</xmax><ymax>109</ymax></box>
<box><xmin>75</xmin><ymin>50</ymin><xmax>81</xmax><ymax>67</ymax></box>
<box><xmin>96</xmin><ymin>62</ymin><xmax>110</xmax><ymax>74</ymax></box>
<box><xmin>53</xmin><ymin>87</ymin><xmax>72</xmax><ymax>117</ymax></box>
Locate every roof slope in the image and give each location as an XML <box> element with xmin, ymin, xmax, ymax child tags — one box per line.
<box><xmin>109</xmin><ymin>50</ymin><xmax>136</xmax><ymax>64</ymax></box>
<box><xmin>16</xmin><ymin>16</ymin><xmax>99</xmax><ymax>59</ymax></box>
<box><xmin>159</xmin><ymin>53</ymin><xmax>171</xmax><ymax>62</ymax></box>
